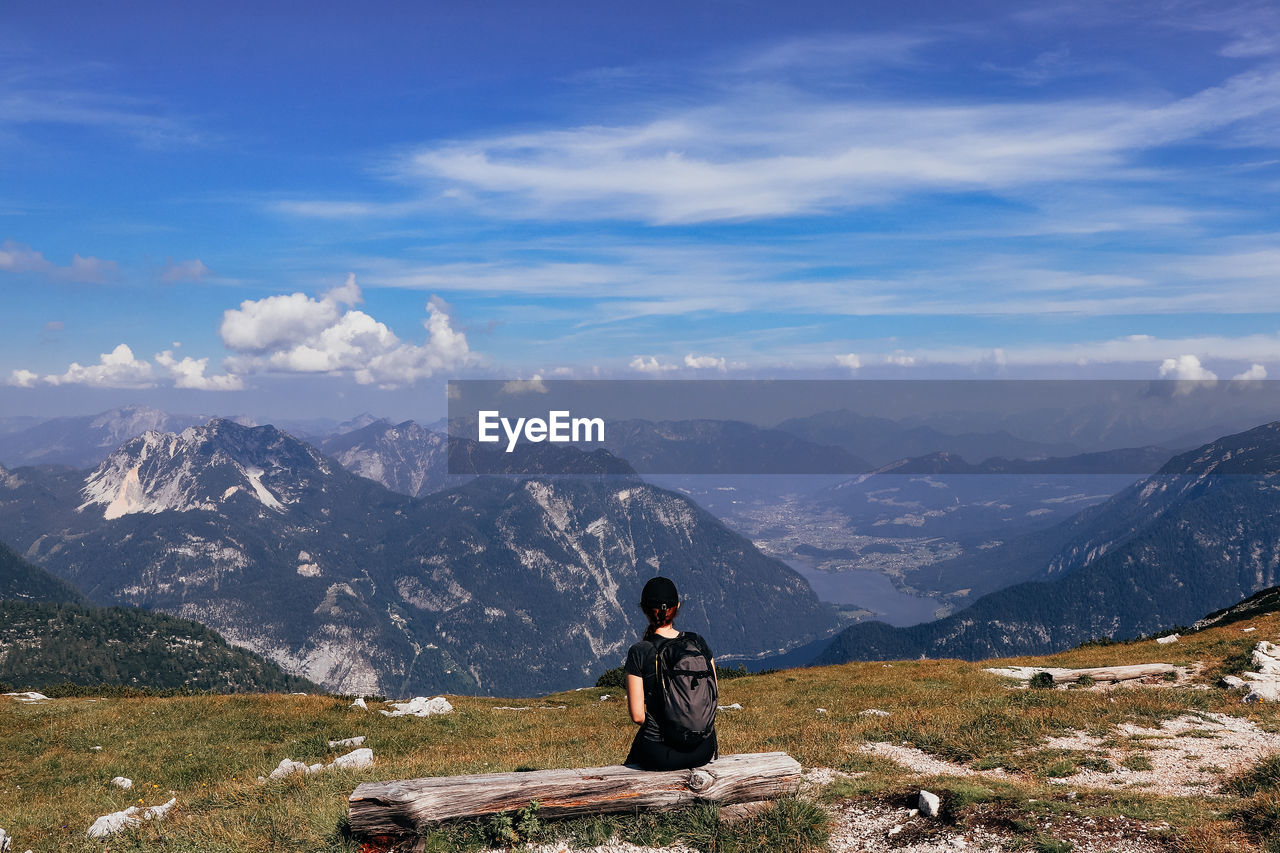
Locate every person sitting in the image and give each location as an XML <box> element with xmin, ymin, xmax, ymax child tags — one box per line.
<box><xmin>623</xmin><ymin>576</ymin><xmax>719</xmax><ymax>770</ymax></box>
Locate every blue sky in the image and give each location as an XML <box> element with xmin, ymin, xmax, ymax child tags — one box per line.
<box><xmin>2</xmin><ymin>0</ymin><xmax>1279</xmax><ymax>420</ymax></box>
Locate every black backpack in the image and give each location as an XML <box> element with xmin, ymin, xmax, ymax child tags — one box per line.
<box><xmin>652</xmin><ymin>633</ymin><xmax>718</xmax><ymax>751</ymax></box>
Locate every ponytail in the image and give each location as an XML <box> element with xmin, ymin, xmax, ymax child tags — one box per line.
<box><xmin>642</xmin><ymin>602</ymin><xmax>680</xmax><ymax>641</ymax></box>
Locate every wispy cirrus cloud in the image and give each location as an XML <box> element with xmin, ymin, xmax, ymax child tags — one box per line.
<box><xmin>281</xmin><ymin>66</ymin><xmax>1280</xmax><ymax>225</ymax></box>
<box><xmin>0</xmin><ymin>59</ymin><xmax>204</xmax><ymax>148</ymax></box>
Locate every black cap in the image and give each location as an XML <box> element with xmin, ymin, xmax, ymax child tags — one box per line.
<box><xmin>640</xmin><ymin>576</ymin><xmax>679</xmax><ymax>607</ymax></box>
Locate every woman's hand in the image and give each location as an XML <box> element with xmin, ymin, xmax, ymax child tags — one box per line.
<box><xmin>626</xmin><ymin>673</ymin><xmax>646</xmax><ymax>725</ymax></box>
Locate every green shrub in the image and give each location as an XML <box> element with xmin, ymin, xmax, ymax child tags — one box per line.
<box><xmin>1029</xmin><ymin>671</ymin><xmax>1056</xmax><ymax>689</ymax></box>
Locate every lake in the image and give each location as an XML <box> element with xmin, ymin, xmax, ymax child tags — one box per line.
<box><xmin>785</xmin><ymin>560</ymin><xmax>942</xmax><ymax>627</ymax></box>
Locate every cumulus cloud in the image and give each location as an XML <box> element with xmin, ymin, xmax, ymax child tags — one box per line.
<box><xmin>501</xmin><ymin>376</ymin><xmax>548</xmax><ymax>394</ymax></box>
<box><xmin>8</xmin><ymin>369</ymin><xmax>39</xmax><ymax>388</ymax></box>
<box><xmin>43</xmin><ymin>344</ymin><xmax>155</xmax><ymax>388</ymax></box>
<box><xmin>629</xmin><ymin>356</ymin><xmax>678</xmax><ymax>374</ymax></box>
<box><xmin>1233</xmin><ymin>363</ymin><xmax>1268</xmax><ymax>381</ymax></box>
<box><xmin>0</xmin><ymin>240</ymin><xmax>116</xmax><ymax>283</ymax></box>
<box><xmin>834</xmin><ymin>353</ymin><xmax>862</xmax><ymax>371</ymax></box>
<box><xmin>154</xmin><ymin>350</ymin><xmax>243</xmax><ymax>391</ymax></box>
<box><xmin>684</xmin><ymin>354</ymin><xmax>726</xmax><ymax>371</ymax></box>
<box><xmin>160</xmin><ymin>258</ymin><xmax>211</xmax><ymax>283</ymax></box>
<box><xmin>1159</xmin><ymin>354</ymin><xmax>1218</xmax><ymax>381</ymax></box>
<box><xmin>220</xmin><ymin>275</ymin><xmax>470</xmax><ymax>386</ymax></box>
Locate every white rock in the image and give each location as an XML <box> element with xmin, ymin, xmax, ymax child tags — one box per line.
<box><xmin>88</xmin><ymin>806</ymin><xmax>141</xmax><ymax>838</ymax></box>
<box><xmin>816</xmin><ymin>708</ymin><xmax>828</xmax><ymax>714</ymax></box>
<box><xmin>1243</xmin><ymin>627</ymin><xmax>1257</xmax><ymax>632</ymax></box>
<box><xmin>90</xmin><ymin>745</ymin><xmax>102</xmax><ymax>751</ymax></box>
<box><xmin>110</xmin><ymin>776</ymin><xmax>133</xmax><ymax>789</ymax></box>
<box><xmin>907</xmin><ymin>808</ymin><xmax>919</xmax><ymax>817</ymax></box>
<box><xmin>380</xmin><ymin>696</ymin><xmax>453</xmax><ymax>717</ymax></box>
<box><xmin>1220</xmin><ymin>675</ymin><xmax>1248</xmax><ymax>691</ymax></box>
<box><xmin>887</xmin><ymin>825</ymin><xmax>903</xmax><ymax>836</ymax></box>
<box><xmin>860</xmin><ymin>708</ymin><xmax>892</xmax><ymax>717</ymax></box>
<box><xmin>1245</xmin><ymin>682</ymin><xmax>1280</xmax><ymax>703</ymax></box>
<box><xmin>717</xmin><ymin>703</ymin><xmax>743</xmax><ymax>711</ymax></box>
<box><xmin>328</xmin><ymin>736</ymin><xmax>366</xmax><ymax>748</ymax></box>
<box><xmin>600</xmin><ymin>694</ymin><xmax>611</xmax><ymax>701</ymax></box>
<box><xmin>351</xmin><ymin>696</ymin><xmax>368</xmax><ymax>709</ymax></box>
<box><xmin>144</xmin><ymin>798</ymin><xmax>177</xmax><ymax>821</ymax></box>
<box><xmin>3</xmin><ymin>692</ymin><xmax>48</xmax><ymax>703</ymax></box>
<box><xmin>268</xmin><ymin>758</ymin><xmax>316</xmax><ymax>780</ymax></box>
<box><xmin>918</xmin><ymin>790</ymin><xmax>941</xmax><ymax>818</ymax></box>
<box><xmin>0</xmin><ymin>827</ymin><xmax>10</xmax><ymax>852</ymax></box>
<box><xmin>1155</xmin><ymin>634</ymin><xmax>1180</xmax><ymax>645</ymax></box>
<box><xmin>329</xmin><ymin>747</ymin><xmax>374</xmax><ymax>770</ymax></box>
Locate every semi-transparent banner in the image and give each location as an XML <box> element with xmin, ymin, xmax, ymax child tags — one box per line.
<box><xmin>446</xmin><ymin>379</ymin><xmax>1280</xmax><ymax>475</ymax></box>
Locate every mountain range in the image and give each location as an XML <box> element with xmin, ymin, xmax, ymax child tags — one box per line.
<box><xmin>0</xmin><ymin>419</ymin><xmax>835</xmax><ymax>696</ymax></box>
<box><xmin>815</xmin><ymin>420</ymin><xmax>1280</xmax><ymax>665</ymax></box>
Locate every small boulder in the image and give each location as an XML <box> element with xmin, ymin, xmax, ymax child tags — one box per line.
<box><xmin>918</xmin><ymin>790</ymin><xmax>941</xmax><ymax>818</ymax></box>
<box><xmin>144</xmin><ymin>798</ymin><xmax>177</xmax><ymax>821</ymax></box>
<box><xmin>1155</xmin><ymin>634</ymin><xmax>1180</xmax><ymax>645</ymax></box>
<box><xmin>268</xmin><ymin>758</ymin><xmax>316</xmax><ymax>780</ymax></box>
<box><xmin>717</xmin><ymin>703</ymin><xmax>743</xmax><ymax>711</ymax></box>
<box><xmin>350</xmin><ymin>696</ymin><xmax>367</xmax><ymax>710</ymax></box>
<box><xmin>88</xmin><ymin>807</ymin><xmax>141</xmax><ymax>839</ymax></box>
<box><xmin>110</xmin><ymin>776</ymin><xmax>133</xmax><ymax>789</ymax></box>
<box><xmin>860</xmin><ymin>708</ymin><xmax>892</xmax><ymax>717</ymax></box>
<box><xmin>1244</xmin><ymin>682</ymin><xmax>1280</xmax><ymax>703</ymax></box>
<box><xmin>380</xmin><ymin>696</ymin><xmax>452</xmax><ymax>717</ymax></box>
<box><xmin>327</xmin><ymin>736</ymin><xmax>365</xmax><ymax>748</ymax></box>
<box><xmin>329</xmin><ymin>747</ymin><xmax>374</xmax><ymax>770</ymax></box>
<box><xmin>1220</xmin><ymin>675</ymin><xmax>1248</xmax><ymax>691</ymax></box>
<box><xmin>0</xmin><ymin>826</ymin><xmax>10</xmax><ymax>852</ymax></box>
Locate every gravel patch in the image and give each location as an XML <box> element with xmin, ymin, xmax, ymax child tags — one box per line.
<box><xmin>856</xmin><ymin>743</ymin><xmax>1013</xmax><ymax>780</ymax></box>
<box><xmin>1041</xmin><ymin>711</ymin><xmax>1278</xmax><ymax>796</ymax></box>
<box><xmin>825</xmin><ymin>798</ymin><xmax>1172</xmax><ymax>853</ymax></box>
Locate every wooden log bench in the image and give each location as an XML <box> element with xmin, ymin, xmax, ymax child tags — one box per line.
<box><xmin>984</xmin><ymin>663</ymin><xmax>1185</xmax><ymax>685</ymax></box>
<box><xmin>349</xmin><ymin>752</ymin><xmax>801</xmax><ymax>839</ymax></box>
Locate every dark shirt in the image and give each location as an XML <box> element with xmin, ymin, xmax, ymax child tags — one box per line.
<box><xmin>624</xmin><ymin>631</ymin><xmax>711</xmax><ymax>744</ymax></box>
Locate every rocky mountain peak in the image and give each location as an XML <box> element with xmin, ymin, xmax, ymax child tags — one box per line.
<box><xmin>79</xmin><ymin>419</ymin><xmax>333</xmax><ymax>521</ymax></box>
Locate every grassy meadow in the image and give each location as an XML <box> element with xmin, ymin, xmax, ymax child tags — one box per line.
<box><xmin>3</xmin><ymin>612</ymin><xmax>1280</xmax><ymax>852</ymax></box>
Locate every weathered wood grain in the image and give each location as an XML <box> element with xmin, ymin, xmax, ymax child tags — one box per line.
<box><xmin>985</xmin><ymin>663</ymin><xmax>1183</xmax><ymax>684</ymax></box>
<box><xmin>349</xmin><ymin>752</ymin><xmax>801</xmax><ymax>837</ymax></box>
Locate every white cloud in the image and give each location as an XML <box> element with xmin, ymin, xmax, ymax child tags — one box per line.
<box><xmin>154</xmin><ymin>350</ymin><xmax>243</xmax><ymax>391</ymax></box>
<box><xmin>629</xmin><ymin>356</ymin><xmax>678</xmax><ymax>374</ymax></box>
<box><xmin>364</xmin><ymin>67</ymin><xmax>1280</xmax><ymax>225</ymax></box>
<box><xmin>684</xmin><ymin>354</ymin><xmax>726</xmax><ymax>371</ymax></box>
<box><xmin>0</xmin><ymin>239</ymin><xmax>116</xmax><ymax>283</ymax></box>
<box><xmin>220</xmin><ymin>275</ymin><xmax>360</xmax><ymax>353</ymax></box>
<box><xmin>834</xmin><ymin>353</ymin><xmax>862</xmax><ymax>371</ymax></box>
<box><xmin>43</xmin><ymin>344</ymin><xmax>155</xmax><ymax>388</ymax></box>
<box><xmin>1233</xmin><ymin>363</ymin><xmax>1268</xmax><ymax>380</ymax></box>
<box><xmin>221</xmin><ymin>276</ymin><xmax>471</xmax><ymax>386</ymax></box>
<box><xmin>8</xmin><ymin>369</ymin><xmax>38</xmax><ymax>388</ymax></box>
<box><xmin>1159</xmin><ymin>354</ymin><xmax>1218</xmax><ymax>381</ymax></box>
<box><xmin>161</xmin><ymin>258</ymin><xmax>211</xmax><ymax>283</ymax></box>
<box><xmin>501</xmin><ymin>376</ymin><xmax>548</xmax><ymax>394</ymax></box>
